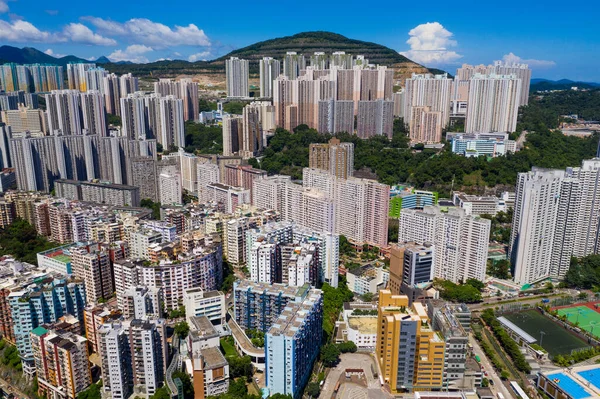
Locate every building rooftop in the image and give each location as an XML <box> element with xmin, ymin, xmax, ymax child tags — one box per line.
<box><xmin>189</xmin><ymin>316</ymin><xmax>219</xmax><ymax>341</ymax></box>
<box><xmin>200</xmin><ymin>346</ymin><xmax>228</xmax><ymax>369</ymax></box>
<box><xmin>347</xmin><ymin>316</ymin><xmax>377</xmax><ymax>335</ymax></box>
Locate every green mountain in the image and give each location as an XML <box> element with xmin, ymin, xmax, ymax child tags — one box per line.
<box><xmin>0</xmin><ymin>32</ymin><xmax>438</xmax><ymax>81</ymax></box>
<box><xmin>0</xmin><ymin>45</ymin><xmax>92</xmax><ymax>66</ymax></box>
<box><xmin>216</xmin><ymin>31</ymin><xmax>414</xmax><ymax>66</ymax></box>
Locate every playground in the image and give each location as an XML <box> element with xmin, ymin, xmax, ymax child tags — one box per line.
<box><xmin>556</xmin><ymin>305</ymin><xmax>600</xmax><ymax>338</ymax></box>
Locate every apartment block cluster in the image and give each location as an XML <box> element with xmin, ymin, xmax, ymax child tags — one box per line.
<box><xmin>0</xmin><ymin>63</ymin><xmax>203</xmax><ymax>203</ymax></box>
<box><xmin>396</xmin><ymin>61</ymin><xmax>530</xmax><ymax>146</ymax></box>
<box><xmin>376</xmin><ymin>290</ymin><xmax>477</xmax><ymax>392</ymax></box>
<box><xmin>225</xmin><ymin>52</ymin><xmax>395</xmax><ymax>138</ymax></box>
<box><xmin>509</xmin><ymin>159</ymin><xmax>600</xmax><ymax>284</ymax></box>
<box><xmin>233</xmin><ymin>280</ymin><xmax>323</xmax><ymax>398</ymax></box>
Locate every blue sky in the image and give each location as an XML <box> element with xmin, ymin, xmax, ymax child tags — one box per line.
<box><xmin>1</xmin><ymin>0</ymin><xmax>598</xmax><ymax>81</ymax></box>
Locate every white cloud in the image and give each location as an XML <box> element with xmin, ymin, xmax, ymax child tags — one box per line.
<box><xmin>62</xmin><ymin>23</ymin><xmax>116</xmax><ymax>46</ymax></box>
<box><xmin>500</xmin><ymin>52</ymin><xmax>556</xmax><ymax>68</ymax></box>
<box><xmin>0</xmin><ymin>19</ymin><xmax>58</xmax><ymax>42</ymax></box>
<box><xmin>188</xmin><ymin>51</ymin><xmax>211</xmax><ymax>62</ymax></box>
<box><xmin>0</xmin><ymin>19</ymin><xmax>115</xmax><ymax>45</ymax></box>
<box><xmin>399</xmin><ymin>22</ymin><xmax>462</xmax><ymax>65</ymax></box>
<box><xmin>44</xmin><ymin>48</ymin><xmax>66</xmax><ymax>58</ymax></box>
<box><xmin>108</xmin><ymin>44</ymin><xmax>153</xmax><ymax>63</ymax></box>
<box><xmin>0</xmin><ymin>1</ymin><xmax>8</xmax><ymax>13</ymax></box>
<box><xmin>45</xmin><ymin>10</ymin><xmax>59</xmax><ymax>16</ymax></box>
<box><xmin>82</xmin><ymin>17</ymin><xmax>211</xmax><ymax>48</ymax></box>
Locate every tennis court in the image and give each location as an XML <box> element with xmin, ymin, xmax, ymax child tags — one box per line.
<box><xmin>557</xmin><ymin>306</ymin><xmax>600</xmax><ymax>337</ymax></box>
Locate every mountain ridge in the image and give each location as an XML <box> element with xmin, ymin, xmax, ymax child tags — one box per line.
<box><xmin>0</xmin><ymin>32</ymin><xmax>435</xmax><ymax>82</ymax></box>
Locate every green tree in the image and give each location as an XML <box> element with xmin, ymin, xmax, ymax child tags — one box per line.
<box><xmin>500</xmin><ymin>371</ymin><xmax>510</xmax><ymax>380</ymax></box>
<box><xmin>337</xmin><ymin>341</ymin><xmax>357</xmax><ymax>353</ymax></box>
<box><xmin>0</xmin><ymin>219</ymin><xmax>57</xmax><ymax>265</ymax></box>
<box><xmin>306</xmin><ymin>382</ymin><xmax>321</xmax><ymax>398</ymax></box>
<box><xmin>149</xmin><ymin>387</ymin><xmax>170</xmax><ymax>399</ymax></box>
<box><xmin>173</xmin><ymin>371</ymin><xmax>194</xmax><ymax>399</ymax></box>
<box><xmin>77</xmin><ymin>383</ymin><xmax>102</xmax><ymax>399</ymax></box>
<box><xmin>140</xmin><ymin>199</ymin><xmax>162</xmax><ymax>219</ymax></box>
<box><xmin>107</xmin><ymin>113</ymin><xmax>122</xmax><ymax>126</ymax></box>
<box><xmin>174</xmin><ymin>321</ymin><xmax>190</xmax><ymax>339</ymax></box>
<box><xmin>320</xmin><ymin>344</ymin><xmax>341</xmax><ymax>367</ymax></box>
<box><xmin>228</xmin><ymin>378</ymin><xmax>248</xmax><ymax>397</ymax></box>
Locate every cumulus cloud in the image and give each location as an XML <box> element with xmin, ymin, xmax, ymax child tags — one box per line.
<box><xmin>108</xmin><ymin>44</ymin><xmax>153</xmax><ymax>63</ymax></box>
<box><xmin>0</xmin><ymin>19</ymin><xmax>115</xmax><ymax>45</ymax></box>
<box><xmin>82</xmin><ymin>17</ymin><xmax>211</xmax><ymax>48</ymax></box>
<box><xmin>399</xmin><ymin>22</ymin><xmax>462</xmax><ymax>65</ymax></box>
<box><xmin>62</xmin><ymin>23</ymin><xmax>116</xmax><ymax>46</ymax></box>
<box><xmin>188</xmin><ymin>51</ymin><xmax>211</xmax><ymax>62</ymax></box>
<box><xmin>0</xmin><ymin>19</ymin><xmax>58</xmax><ymax>42</ymax></box>
<box><xmin>44</xmin><ymin>48</ymin><xmax>66</xmax><ymax>58</ymax></box>
<box><xmin>0</xmin><ymin>1</ymin><xmax>8</xmax><ymax>13</ymax></box>
<box><xmin>501</xmin><ymin>52</ymin><xmax>555</xmax><ymax>68</ymax></box>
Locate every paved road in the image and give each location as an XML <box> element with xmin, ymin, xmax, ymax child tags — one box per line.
<box><xmin>516</xmin><ymin>130</ymin><xmax>529</xmax><ymax>150</ymax></box>
<box><xmin>319</xmin><ymin>353</ymin><xmax>391</xmax><ymax>399</ymax></box>
<box><xmin>0</xmin><ymin>377</ymin><xmax>31</xmax><ymax>399</ymax></box>
<box><xmin>469</xmin><ymin>334</ymin><xmax>514</xmax><ymax>398</ymax></box>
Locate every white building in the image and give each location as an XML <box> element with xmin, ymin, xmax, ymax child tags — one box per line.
<box><xmin>510</xmin><ymin>160</ymin><xmax>600</xmax><ymax>284</ymax></box>
<box><xmin>159</xmin><ymin>171</ymin><xmax>182</xmax><ymax>205</ymax></box>
<box><xmin>183</xmin><ymin>288</ymin><xmax>226</xmax><ymax>324</ymax></box>
<box><xmin>197</xmin><ymin>163</ymin><xmax>220</xmax><ymax>202</ymax></box>
<box><xmin>346</xmin><ymin>264</ymin><xmax>389</xmax><ymax>295</ymax></box>
<box><xmin>403</xmin><ymin>73</ymin><xmax>453</xmax><ymax>139</ymax></box>
<box><xmin>399</xmin><ymin>206</ymin><xmax>491</xmax><ymax>283</ymax></box>
<box><xmin>259</xmin><ymin>57</ymin><xmax>281</xmax><ymax>98</ymax></box>
<box><xmin>225</xmin><ymin>57</ymin><xmax>249</xmax><ymax>98</ymax></box>
<box><xmin>465</xmin><ymin>73</ymin><xmax>522</xmax><ymax>134</ymax></box>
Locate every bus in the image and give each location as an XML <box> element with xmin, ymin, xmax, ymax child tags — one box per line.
<box><xmin>497</xmin><ymin>393</ymin><xmax>505</xmax><ymax>399</ymax></box>
<box><xmin>510</xmin><ymin>381</ymin><xmax>530</xmax><ymax>399</ymax></box>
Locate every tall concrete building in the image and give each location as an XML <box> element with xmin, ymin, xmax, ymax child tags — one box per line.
<box><xmin>399</xmin><ymin>206</ymin><xmax>490</xmax><ymax>283</ymax></box>
<box><xmin>357</xmin><ymin>99</ymin><xmax>394</xmax><ymax>139</ymax></box>
<box><xmin>45</xmin><ymin>90</ymin><xmax>83</xmax><ymax>135</ymax></box>
<box><xmin>465</xmin><ymin>73</ymin><xmax>522</xmax><ymax>134</ymax></box>
<box><xmin>154</xmin><ymin>78</ymin><xmax>199</xmax><ymax>121</ymax></box>
<box><xmin>131</xmin><ymin>156</ymin><xmax>158</xmax><ymax>201</ymax></box>
<box><xmin>510</xmin><ymin>160</ymin><xmax>600</xmax><ymax>284</ymax></box>
<box><xmin>119</xmin><ymin>73</ymin><xmax>139</xmax><ymax>97</ymax></box>
<box><xmin>103</xmin><ymin>73</ymin><xmax>120</xmax><ymax>116</ymax></box>
<box><xmin>222</xmin><ymin>115</ymin><xmax>243</xmax><ymax>156</ymax></box>
<box><xmin>259</xmin><ymin>57</ymin><xmax>281</xmax><ymax>98</ymax></box>
<box><xmin>225</xmin><ymin>57</ymin><xmax>249</xmax><ymax>98</ymax></box>
<box><xmin>241</xmin><ymin>103</ymin><xmax>263</xmax><ymax>159</ymax></box>
<box><xmin>71</xmin><ymin>245</ymin><xmax>115</xmax><ymax>304</ymax></box>
<box><xmin>99</xmin><ymin>319</ymin><xmax>167</xmax><ymax>399</ymax></box>
<box><xmin>9</xmin><ymin>277</ymin><xmax>86</xmax><ymax>376</ymax></box>
<box><xmin>266</xmin><ymin>288</ymin><xmax>323</xmax><ymax>399</ymax></box>
<box><xmin>80</xmin><ymin>90</ymin><xmax>107</xmax><ymax>136</ymax></box>
<box><xmin>158</xmin><ymin>95</ymin><xmax>185</xmax><ymax>149</ymax></box>
<box><xmin>376</xmin><ymin>290</ymin><xmax>445</xmax><ymax>392</ymax></box>
<box><xmin>283</xmin><ymin>52</ymin><xmax>306</xmax><ymax>80</ymax></box>
<box><xmin>66</xmin><ymin>63</ymin><xmax>96</xmax><ymax>91</ymax></box>
<box><xmin>403</xmin><ymin>73</ymin><xmax>452</xmax><ymax>139</ymax></box>
<box><xmin>491</xmin><ymin>61</ymin><xmax>531</xmax><ymax>106</ymax></box>
<box><xmin>409</xmin><ymin>106</ymin><xmax>443</xmax><ymax>143</ymax></box>
<box><xmin>317</xmin><ymin>99</ymin><xmax>354</xmax><ymax>134</ymax></box>
<box><xmin>309</xmin><ymin>138</ymin><xmax>354</xmax><ymax>179</ymax></box>
<box><xmin>197</xmin><ymin>162</ymin><xmax>220</xmax><ymax>202</ymax></box>
<box><xmin>31</xmin><ymin>327</ymin><xmax>91</xmax><ymax>399</ymax></box>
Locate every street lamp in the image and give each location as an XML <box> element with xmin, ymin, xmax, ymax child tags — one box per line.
<box><xmin>539</xmin><ymin>331</ymin><xmax>546</xmax><ymax>347</ymax></box>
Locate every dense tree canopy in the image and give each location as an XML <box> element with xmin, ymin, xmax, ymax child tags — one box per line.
<box><xmin>254</xmin><ymin>122</ymin><xmax>598</xmax><ymax>196</ymax></box>
<box><xmin>184</xmin><ymin>121</ymin><xmax>223</xmax><ymax>154</ymax></box>
<box><xmin>435</xmin><ymin>279</ymin><xmax>483</xmax><ymax>303</ymax></box>
<box><xmin>0</xmin><ymin>219</ymin><xmax>57</xmax><ymax>265</ymax></box>
<box><xmin>563</xmin><ymin>255</ymin><xmax>600</xmax><ymax>289</ymax></box>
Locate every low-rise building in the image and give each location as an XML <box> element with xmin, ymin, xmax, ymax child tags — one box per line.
<box><xmin>346</xmin><ymin>263</ymin><xmax>389</xmax><ymax>296</ymax></box>
<box><xmin>183</xmin><ymin>288</ymin><xmax>226</xmax><ymax>325</ymax></box>
<box><xmin>189</xmin><ymin>347</ymin><xmax>229</xmax><ymax>399</ymax></box>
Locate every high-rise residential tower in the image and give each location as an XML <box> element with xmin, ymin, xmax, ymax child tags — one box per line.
<box><xmin>225</xmin><ymin>57</ymin><xmax>249</xmax><ymax>98</ymax></box>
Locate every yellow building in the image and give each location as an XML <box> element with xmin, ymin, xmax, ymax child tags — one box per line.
<box><xmin>376</xmin><ymin>290</ymin><xmax>445</xmax><ymax>392</ymax></box>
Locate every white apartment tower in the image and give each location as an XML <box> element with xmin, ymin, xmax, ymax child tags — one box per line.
<box><xmin>259</xmin><ymin>57</ymin><xmax>281</xmax><ymax>98</ymax></box>
<box><xmin>225</xmin><ymin>57</ymin><xmax>249</xmax><ymax>98</ymax></box>
<box><xmin>399</xmin><ymin>206</ymin><xmax>491</xmax><ymax>283</ymax></box>
<box><xmin>465</xmin><ymin>74</ymin><xmax>522</xmax><ymax>134</ymax></box>
<box><xmin>403</xmin><ymin>73</ymin><xmax>452</xmax><ymax>139</ymax></box>
<box><xmin>510</xmin><ymin>160</ymin><xmax>600</xmax><ymax>284</ymax></box>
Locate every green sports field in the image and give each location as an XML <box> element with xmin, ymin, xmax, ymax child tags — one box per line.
<box><xmin>557</xmin><ymin>305</ymin><xmax>600</xmax><ymax>337</ymax></box>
